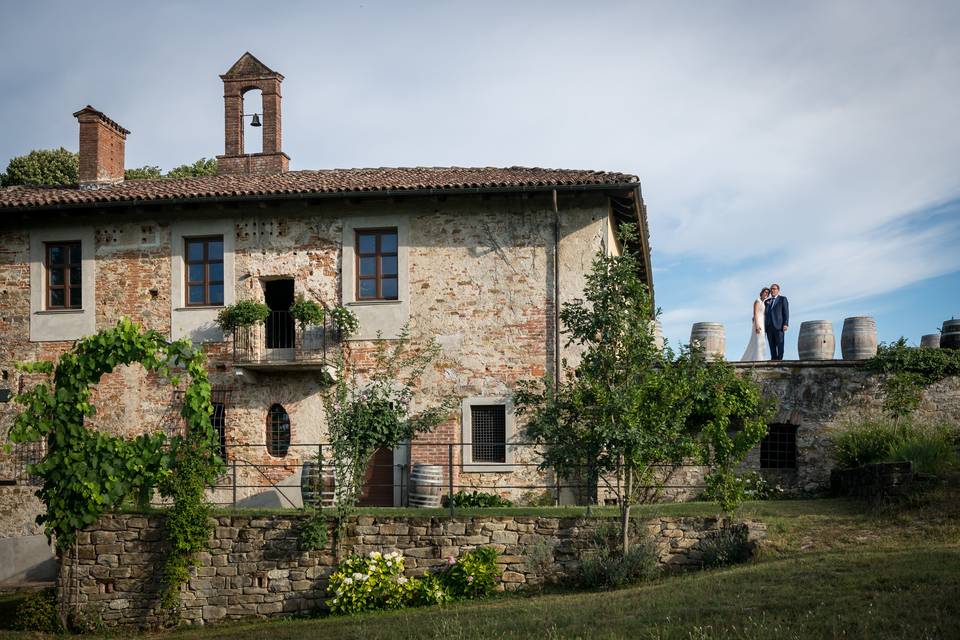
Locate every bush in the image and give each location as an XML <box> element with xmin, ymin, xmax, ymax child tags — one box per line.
<box><xmin>577</xmin><ymin>522</ymin><xmax>658</xmax><ymax>589</ymax></box>
<box><xmin>216</xmin><ymin>300</ymin><xmax>270</xmax><ymax>331</ymax></box>
<box><xmin>443</xmin><ymin>490</ymin><xmax>513</xmax><ymax>508</ymax></box>
<box><xmin>13</xmin><ymin>588</ymin><xmax>62</xmax><ymax>633</ymax></box>
<box><xmin>700</xmin><ymin>525</ymin><xmax>752</xmax><ymax>568</ymax></box>
<box><xmin>327</xmin><ymin>548</ymin><xmax>501</xmax><ymax>615</ymax></box>
<box><xmin>741</xmin><ymin>471</ymin><xmax>784</xmax><ymax>500</ymax></box>
<box><xmin>440</xmin><ymin>547</ymin><xmax>501</xmax><ymax>599</ymax></box>
<box><xmin>888</xmin><ymin>425</ymin><xmax>957</xmax><ymax>476</ymax></box>
<box><xmin>329</xmin><ymin>306</ymin><xmax>360</xmax><ymax>337</ymax></box>
<box><xmin>833</xmin><ymin>418</ymin><xmax>957</xmax><ymax>475</ymax></box>
<box><xmin>289</xmin><ymin>297</ymin><xmax>325</xmax><ymax>328</ymax></box>
<box><xmin>327</xmin><ymin>551</ymin><xmax>412</xmax><ymax>614</ymax></box>
<box><xmin>407</xmin><ymin>573</ymin><xmax>452</xmax><ymax>607</ymax></box>
<box><xmin>833</xmin><ymin>419</ymin><xmax>908</xmax><ymax>469</ymax></box>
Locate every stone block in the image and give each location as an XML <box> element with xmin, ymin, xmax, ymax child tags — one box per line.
<box><xmin>202</xmin><ymin>605</ymin><xmax>227</xmax><ymax>620</ymax></box>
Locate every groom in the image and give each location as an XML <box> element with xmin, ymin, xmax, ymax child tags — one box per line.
<box><xmin>764</xmin><ymin>283</ymin><xmax>789</xmax><ymax>361</ymax></box>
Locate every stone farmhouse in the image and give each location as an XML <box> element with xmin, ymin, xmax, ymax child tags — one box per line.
<box><xmin>2</xmin><ymin>54</ymin><xmax>958</xmax><ymax>589</ymax></box>
<box><xmin>0</xmin><ymin>53</ymin><xmax>653</xmax><ymax>580</ymax></box>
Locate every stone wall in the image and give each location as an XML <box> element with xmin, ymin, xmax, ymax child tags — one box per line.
<box><xmin>62</xmin><ymin>513</ymin><xmax>765</xmax><ymax>627</ymax></box>
<box><xmin>737</xmin><ymin>362</ymin><xmax>960</xmax><ymax>494</ymax></box>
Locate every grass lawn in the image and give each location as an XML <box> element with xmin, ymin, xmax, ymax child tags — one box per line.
<box><xmin>3</xmin><ymin>486</ymin><xmax>958</xmax><ymax>639</ymax></box>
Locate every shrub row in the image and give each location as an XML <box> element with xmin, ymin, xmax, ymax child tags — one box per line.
<box><xmin>327</xmin><ymin>548</ymin><xmax>500</xmax><ymax>615</ymax></box>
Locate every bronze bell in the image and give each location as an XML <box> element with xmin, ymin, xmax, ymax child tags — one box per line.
<box><xmin>250</xmin><ymin>113</ymin><xmax>262</xmax><ymax>127</ymax></box>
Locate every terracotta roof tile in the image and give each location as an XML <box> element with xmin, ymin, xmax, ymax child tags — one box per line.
<box><xmin>0</xmin><ymin>167</ymin><xmax>638</xmax><ymax>210</ymax></box>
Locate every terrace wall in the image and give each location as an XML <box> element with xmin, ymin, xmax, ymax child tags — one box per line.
<box><xmin>61</xmin><ymin>513</ymin><xmax>766</xmax><ymax>628</ymax></box>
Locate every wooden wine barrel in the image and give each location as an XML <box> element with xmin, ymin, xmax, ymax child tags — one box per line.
<box><xmin>840</xmin><ymin>316</ymin><xmax>878</xmax><ymax>360</ymax></box>
<box><xmin>941</xmin><ymin>320</ymin><xmax>960</xmax><ymax>350</ymax></box>
<box><xmin>797</xmin><ymin>321</ymin><xmax>834</xmax><ymax>360</ymax></box>
<box><xmin>920</xmin><ymin>334</ymin><xmax>941</xmax><ymax>348</ymax></box>
<box><xmin>690</xmin><ymin>322</ymin><xmax>725</xmax><ymax>361</ymax></box>
<box><xmin>408</xmin><ymin>464</ymin><xmax>444</xmax><ymax>508</ymax></box>
<box><xmin>300</xmin><ymin>460</ymin><xmax>335</xmax><ymax>508</ymax></box>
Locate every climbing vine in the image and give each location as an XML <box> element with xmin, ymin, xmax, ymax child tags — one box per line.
<box><xmin>7</xmin><ymin>318</ymin><xmax>223</xmax><ymax>608</ymax></box>
<box><xmin>863</xmin><ymin>338</ymin><xmax>960</xmax><ymax>420</ymax></box>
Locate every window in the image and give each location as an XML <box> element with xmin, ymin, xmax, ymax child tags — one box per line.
<box><xmin>45</xmin><ymin>241</ymin><xmax>82</xmax><ymax>309</ymax></box>
<box><xmin>355</xmin><ymin>228</ymin><xmax>398</xmax><ymax>301</ymax></box>
<box><xmin>267</xmin><ymin>404</ymin><xmax>291</xmax><ymax>457</ymax></box>
<box><xmin>212</xmin><ymin>402</ymin><xmax>227</xmax><ymax>461</ymax></box>
<box><xmin>760</xmin><ymin>423</ymin><xmax>797</xmax><ymax>469</ymax></box>
<box><xmin>471</xmin><ymin>405</ymin><xmax>507</xmax><ymax>464</ymax></box>
<box><xmin>185</xmin><ymin>236</ymin><xmax>225</xmax><ymax>306</ymax></box>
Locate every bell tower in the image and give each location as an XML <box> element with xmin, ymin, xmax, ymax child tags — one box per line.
<box><xmin>216</xmin><ymin>52</ymin><xmax>290</xmax><ymax>176</ymax></box>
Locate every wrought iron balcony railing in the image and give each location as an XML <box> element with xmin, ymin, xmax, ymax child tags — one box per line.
<box><xmin>232</xmin><ymin>310</ymin><xmax>342</xmax><ymax>366</ymax></box>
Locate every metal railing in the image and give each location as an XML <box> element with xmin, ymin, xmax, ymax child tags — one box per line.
<box><xmin>203</xmin><ymin>441</ymin><xmax>712</xmax><ymax>515</ymax></box>
<box><xmin>0</xmin><ymin>440</ymin><xmax>45</xmax><ymax>486</ymax></box>
<box><xmin>232</xmin><ymin>310</ymin><xmax>342</xmax><ymax>365</ymax></box>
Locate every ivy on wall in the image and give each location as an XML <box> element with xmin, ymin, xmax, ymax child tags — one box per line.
<box><xmin>7</xmin><ymin>318</ymin><xmax>224</xmax><ymax>609</ymax></box>
<box><xmin>864</xmin><ymin>338</ymin><xmax>960</xmax><ymax>419</ymax></box>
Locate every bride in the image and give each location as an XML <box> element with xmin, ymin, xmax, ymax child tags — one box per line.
<box><xmin>740</xmin><ymin>287</ymin><xmax>771</xmax><ymax>361</ymax></box>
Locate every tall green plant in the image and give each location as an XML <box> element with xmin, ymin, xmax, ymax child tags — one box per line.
<box><xmin>515</xmin><ymin>226</ymin><xmax>769</xmax><ymax>552</ymax></box>
<box><xmin>323</xmin><ymin>326</ymin><xmax>455</xmax><ymax>526</ymax></box>
<box><xmin>7</xmin><ymin>319</ymin><xmax>222</xmax><ymax>611</ymax></box>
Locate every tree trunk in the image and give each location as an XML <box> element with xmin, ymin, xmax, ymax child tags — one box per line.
<box><xmin>620</xmin><ymin>464</ymin><xmax>633</xmax><ymax>555</ymax></box>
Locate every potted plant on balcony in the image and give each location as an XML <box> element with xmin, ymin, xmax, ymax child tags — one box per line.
<box><xmin>330</xmin><ymin>306</ymin><xmax>360</xmax><ymax>337</ymax></box>
<box><xmin>215</xmin><ymin>300</ymin><xmax>270</xmax><ymax>331</ymax></box>
<box><xmin>289</xmin><ymin>296</ymin><xmax>326</xmax><ymax>330</ymax></box>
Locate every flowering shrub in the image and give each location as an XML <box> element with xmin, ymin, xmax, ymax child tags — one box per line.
<box><xmin>407</xmin><ymin>573</ymin><xmax>453</xmax><ymax>607</ymax></box>
<box><xmin>327</xmin><ymin>551</ymin><xmax>411</xmax><ymax>614</ymax></box>
<box><xmin>440</xmin><ymin>547</ymin><xmax>501</xmax><ymax>599</ymax></box>
<box><xmin>327</xmin><ymin>548</ymin><xmax>502</xmax><ymax>614</ymax></box>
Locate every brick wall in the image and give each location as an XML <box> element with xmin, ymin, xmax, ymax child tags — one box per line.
<box><xmin>61</xmin><ymin>513</ymin><xmax>766</xmax><ymax>627</ymax></box>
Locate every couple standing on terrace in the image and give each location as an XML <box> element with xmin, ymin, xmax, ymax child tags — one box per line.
<box><xmin>741</xmin><ymin>284</ymin><xmax>789</xmax><ymax>361</ymax></box>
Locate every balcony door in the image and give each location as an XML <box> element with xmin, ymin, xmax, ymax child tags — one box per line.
<box><xmin>263</xmin><ymin>279</ymin><xmax>295</xmax><ymax>352</ymax></box>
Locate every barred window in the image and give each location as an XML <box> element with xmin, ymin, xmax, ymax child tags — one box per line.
<box><xmin>760</xmin><ymin>423</ymin><xmax>797</xmax><ymax>469</ymax></box>
<box><xmin>267</xmin><ymin>404</ymin><xmax>291</xmax><ymax>457</ymax></box>
<box><xmin>212</xmin><ymin>402</ymin><xmax>227</xmax><ymax>461</ymax></box>
<box><xmin>471</xmin><ymin>405</ymin><xmax>506</xmax><ymax>464</ymax></box>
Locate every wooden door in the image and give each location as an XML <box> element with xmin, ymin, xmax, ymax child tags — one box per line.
<box><xmin>358</xmin><ymin>447</ymin><xmax>394</xmax><ymax>506</ymax></box>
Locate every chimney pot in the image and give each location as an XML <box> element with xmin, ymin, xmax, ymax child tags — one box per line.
<box><xmin>73</xmin><ymin>106</ymin><xmax>129</xmax><ymax>189</ymax></box>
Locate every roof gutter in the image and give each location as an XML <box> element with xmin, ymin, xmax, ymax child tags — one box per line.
<box><xmin>0</xmin><ymin>181</ymin><xmax>641</xmax><ymax>215</ymax></box>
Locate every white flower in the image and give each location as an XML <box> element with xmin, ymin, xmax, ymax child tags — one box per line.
<box><xmin>361</xmin><ymin>573</ymin><xmax>369</xmax><ymax>581</ymax></box>
<box><xmin>352</xmin><ymin>572</ymin><xmax>363</xmax><ymax>581</ymax></box>
<box><xmin>343</xmin><ymin>577</ymin><xmax>353</xmax><ymax>585</ymax></box>
<box><xmin>369</xmin><ymin>551</ymin><xmax>382</xmax><ymax>559</ymax></box>
<box><xmin>397</xmin><ymin>576</ymin><xmax>408</xmax><ymax>584</ymax></box>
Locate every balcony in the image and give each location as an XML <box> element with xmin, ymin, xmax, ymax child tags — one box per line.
<box><xmin>232</xmin><ymin>310</ymin><xmax>342</xmax><ymax>372</ymax></box>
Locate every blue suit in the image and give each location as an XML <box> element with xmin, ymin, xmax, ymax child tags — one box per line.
<box><xmin>764</xmin><ymin>295</ymin><xmax>789</xmax><ymax>360</ymax></box>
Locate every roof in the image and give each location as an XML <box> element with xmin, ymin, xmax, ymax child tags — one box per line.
<box><xmin>72</xmin><ymin>105</ymin><xmax>130</xmax><ymax>136</ymax></box>
<box><xmin>0</xmin><ymin>167</ymin><xmax>639</xmax><ymax>211</ymax></box>
<box><xmin>221</xmin><ymin>52</ymin><xmax>282</xmax><ymax>81</ymax></box>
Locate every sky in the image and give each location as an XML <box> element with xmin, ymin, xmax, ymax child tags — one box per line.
<box><xmin>1</xmin><ymin>0</ymin><xmax>958</xmax><ymax>359</ymax></box>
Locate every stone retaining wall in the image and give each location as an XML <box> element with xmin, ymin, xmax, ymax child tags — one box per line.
<box><xmin>62</xmin><ymin>513</ymin><xmax>765</xmax><ymax>628</ymax></box>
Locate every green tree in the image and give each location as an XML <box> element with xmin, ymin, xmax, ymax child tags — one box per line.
<box><xmin>1</xmin><ymin>148</ymin><xmax>78</xmax><ymax>187</ymax></box>
<box><xmin>124</xmin><ymin>165</ymin><xmax>163</xmax><ymax>180</ymax></box>
<box><xmin>324</xmin><ymin>326</ymin><xmax>456</xmax><ymax>518</ymax></box>
<box><xmin>515</xmin><ymin>227</ymin><xmax>770</xmax><ymax>552</ymax></box>
<box><xmin>166</xmin><ymin>157</ymin><xmax>218</xmax><ymax>178</ymax></box>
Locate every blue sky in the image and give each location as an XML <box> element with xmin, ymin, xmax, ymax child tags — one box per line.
<box><xmin>1</xmin><ymin>1</ymin><xmax>958</xmax><ymax>359</ymax></box>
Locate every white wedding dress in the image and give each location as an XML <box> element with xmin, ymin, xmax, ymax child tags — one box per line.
<box><xmin>740</xmin><ymin>298</ymin><xmax>769</xmax><ymax>361</ymax></box>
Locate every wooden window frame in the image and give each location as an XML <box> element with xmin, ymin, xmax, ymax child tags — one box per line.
<box><xmin>45</xmin><ymin>241</ymin><xmax>82</xmax><ymax>310</ymax></box>
<box><xmin>355</xmin><ymin>228</ymin><xmax>399</xmax><ymax>301</ymax></box>
<box><xmin>184</xmin><ymin>236</ymin><xmax>225</xmax><ymax>307</ymax></box>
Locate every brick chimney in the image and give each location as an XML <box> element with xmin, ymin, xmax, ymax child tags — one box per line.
<box><xmin>216</xmin><ymin>52</ymin><xmax>289</xmax><ymax>176</ymax></box>
<box><xmin>73</xmin><ymin>106</ymin><xmax>129</xmax><ymax>189</ymax></box>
